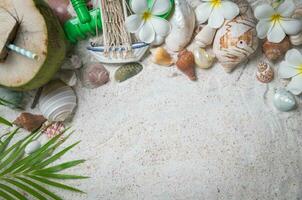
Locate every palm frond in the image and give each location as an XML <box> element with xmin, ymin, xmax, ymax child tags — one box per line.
<box><xmin>0</xmin><ymin>128</ymin><xmax>87</xmax><ymax>200</ymax></box>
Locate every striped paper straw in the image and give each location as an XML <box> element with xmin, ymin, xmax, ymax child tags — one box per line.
<box><xmin>7</xmin><ymin>44</ymin><xmax>38</xmax><ymax>60</ymax></box>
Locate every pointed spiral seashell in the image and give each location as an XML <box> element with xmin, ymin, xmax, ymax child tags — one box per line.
<box><xmin>256</xmin><ymin>62</ymin><xmax>274</xmax><ymax>83</ymax></box>
<box><xmin>39</xmin><ymin>81</ymin><xmax>77</xmax><ymax>122</ymax></box>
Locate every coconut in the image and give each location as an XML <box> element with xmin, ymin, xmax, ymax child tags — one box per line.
<box><xmin>0</xmin><ymin>0</ymin><xmax>67</xmax><ymax>91</ymax></box>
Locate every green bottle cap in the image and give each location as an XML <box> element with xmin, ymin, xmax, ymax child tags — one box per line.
<box><xmin>70</xmin><ymin>0</ymin><xmax>91</xmax><ymax>24</ymax></box>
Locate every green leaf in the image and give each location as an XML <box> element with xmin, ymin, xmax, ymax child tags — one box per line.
<box><xmin>28</xmin><ymin>175</ymin><xmax>85</xmax><ymax>193</ymax></box>
<box><xmin>16</xmin><ymin>177</ymin><xmax>63</xmax><ymax>200</ymax></box>
<box><xmin>0</xmin><ymin>183</ymin><xmax>28</xmax><ymax>200</ymax></box>
<box><xmin>36</xmin><ymin>159</ymin><xmax>85</xmax><ymax>174</ymax></box>
<box><xmin>33</xmin><ymin>172</ymin><xmax>89</xmax><ymax>180</ymax></box>
<box><xmin>0</xmin><ymin>116</ymin><xmax>12</xmax><ymax>127</ymax></box>
<box><xmin>0</xmin><ymin>189</ymin><xmax>15</xmax><ymax>200</ymax></box>
<box><xmin>4</xmin><ymin>178</ymin><xmax>47</xmax><ymax>200</ymax></box>
<box><xmin>0</xmin><ymin>129</ymin><xmax>18</xmax><ymax>155</ymax></box>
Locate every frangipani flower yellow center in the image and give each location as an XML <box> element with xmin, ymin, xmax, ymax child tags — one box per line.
<box><xmin>142</xmin><ymin>11</ymin><xmax>152</xmax><ymax>21</ymax></box>
<box><xmin>298</xmin><ymin>65</ymin><xmax>302</xmax><ymax>74</ymax></box>
<box><xmin>211</xmin><ymin>0</ymin><xmax>222</xmax><ymax>8</ymax></box>
<box><xmin>271</xmin><ymin>13</ymin><xmax>282</xmax><ymax>24</ymax></box>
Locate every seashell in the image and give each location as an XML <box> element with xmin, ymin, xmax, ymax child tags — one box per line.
<box><xmin>150</xmin><ymin>47</ymin><xmax>174</xmax><ymax>67</ymax></box>
<box><xmin>80</xmin><ymin>63</ymin><xmax>110</xmax><ymax>89</ymax></box>
<box><xmin>61</xmin><ymin>55</ymin><xmax>83</xmax><ymax>70</ymax></box>
<box><xmin>176</xmin><ymin>50</ymin><xmax>196</xmax><ymax>81</ymax></box>
<box><xmin>193</xmin><ymin>48</ymin><xmax>215</xmax><ymax>69</ymax></box>
<box><xmin>263</xmin><ymin>37</ymin><xmax>291</xmax><ymax>62</ymax></box>
<box><xmin>290</xmin><ymin>33</ymin><xmax>302</xmax><ymax>46</ymax></box>
<box><xmin>13</xmin><ymin>113</ymin><xmax>46</xmax><ymax>132</ymax></box>
<box><xmin>273</xmin><ymin>89</ymin><xmax>297</xmax><ymax>112</ymax></box>
<box><xmin>152</xmin><ymin>35</ymin><xmax>165</xmax><ymax>46</ymax></box>
<box><xmin>42</xmin><ymin>121</ymin><xmax>65</xmax><ymax>139</ymax></box>
<box><xmin>256</xmin><ymin>61</ymin><xmax>274</xmax><ymax>83</ymax></box>
<box><xmin>25</xmin><ymin>140</ymin><xmax>41</xmax><ymax>154</ymax></box>
<box><xmin>115</xmin><ymin>62</ymin><xmax>143</xmax><ymax>82</ymax></box>
<box><xmin>213</xmin><ymin>3</ymin><xmax>259</xmax><ymax>73</ymax></box>
<box><xmin>39</xmin><ymin>81</ymin><xmax>77</xmax><ymax>122</ymax></box>
<box><xmin>57</xmin><ymin>70</ymin><xmax>77</xmax><ymax>87</ymax></box>
<box><xmin>194</xmin><ymin>25</ymin><xmax>217</xmax><ymax>48</ymax></box>
<box><xmin>0</xmin><ymin>87</ymin><xmax>24</xmax><ymax>109</ymax></box>
<box><xmin>165</xmin><ymin>0</ymin><xmax>195</xmax><ymax>52</ymax></box>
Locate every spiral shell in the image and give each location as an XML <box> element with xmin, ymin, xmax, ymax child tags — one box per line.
<box><xmin>290</xmin><ymin>33</ymin><xmax>302</xmax><ymax>46</ymax></box>
<box><xmin>176</xmin><ymin>50</ymin><xmax>196</xmax><ymax>81</ymax></box>
<box><xmin>39</xmin><ymin>81</ymin><xmax>77</xmax><ymax>122</ymax></box>
<box><xmin>80</xmin><ymin>63</ymin><xmax>110</xmax><ymax>89</ymax></box>
<box><xmin>262</xmin><ymin>37</ymin><xmax>291</xmax><ymax>61</ymax></box>
<box><xmin>256</xmin><ymin>62</ymin><xmax>274</xmax><ymax>83</ymax></box>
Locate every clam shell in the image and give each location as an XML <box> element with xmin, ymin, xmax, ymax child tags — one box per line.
<box><xmin>39</xmin><ymin>81</ymin><xmax>77</xmax><ymax>122</ymax></box>
<box><xmin>193</xmin><ymin>48</ymin><xmax>215</xmax><ymax>69</ymax></box>
<box><xmin>80</xmin><ymin>63</ymin><xmax>110</xmax><ymax>89</ymax></box>
<box><xmin>213</xmin><ymin>3</ymin><xmax>259</xmax><ymax>73</ymax></box>
<box><xmin>115</xmin><ymin>62</ymin><xmax>143</xmax><ymax>82</ymax></box>
<box><xmin>165</xmin><ymin>0</ymin><xmax>195</xmax><ymax>52</ymax></box>
<box><xmin>273</xmin><ymin>89</ymin><xmax>297</xmax><ymax>112</ymax></box>
<box><xmin>256</xmin><ymin>62</ymin><xmax>274</xmax><ymax>83</ymax></box>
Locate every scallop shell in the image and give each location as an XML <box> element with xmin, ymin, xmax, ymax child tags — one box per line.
<box><xmin>273</xmin><ymin>89</ymin><xmax>297</xmax><ymax>112</ymax></box>
<box><xmin>150</xmin><ymin>47</ymin><xmax>174</xmax><ymax>66</ymax></box>
<box><xmin>256</xmin><ymin>62</ymin><xmax>274</xmax><ymax>83</ymax></box>
<box><xmin>193</xmin><ymin>48</ymin><xmax>215</xmax><ymax>69</ymax></box>
<box><xmin>213</xmin><ymin>1</ymin><xmax>259</xmax><ymax>73</ymax></box>
<box><xmin>39</xmin><ymin>81</ymin><xmax>77</xmax><ymax>122</ymax></box>
<box><xmin>165</xmin><ymin>0</ymin><xmax>195</xmax><ymax>52</ymax></box>
<box><xmin>194</xmin><ymin>25</ymin><xmax>217</xmax><ymax>48</ymax></box>
<box><xmin>115</xmin><ymin>62</ymin><xmax>143</xmax><ymax>82</ymax></box>
<box><xmin>263</xmin><ymin>37</ymin><xmax>291</xmax><ymax>61</ymax></box>
<box><xmin>80</xmin><ymin>63</ymin><xmax>110</xmax><ymax>89</ymax></box>
<box><xmin>176</xmin><ymin>50</ymin><xmax>196</xmax><ymax>81</ymax></box>
<box><xmin>290</xmin><ymin>33</ymin><xmax>302</xmax><ymax>46</ymax></box>
<box><xmin>0</xmin><ymin>87</ymin><xmax>24</xmax><ymax>109</ymax></box>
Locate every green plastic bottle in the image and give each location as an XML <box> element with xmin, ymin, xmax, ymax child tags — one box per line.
<box><xmin>70</xmin><ymin>0</ymin><xmax>91</xmax><ymax>23</ymax></box>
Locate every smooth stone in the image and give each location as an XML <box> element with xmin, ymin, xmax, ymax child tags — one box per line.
<box><xmin>273</xmin><ymin>89</ymin><xmax>297</xmax><ymax>112</ymax></box>
<box><xmin>25</xmin><ymin>140</ymin><xmax>41</xmax><ymax>154</ymax></box>
<box><xmin>193</xmin><ymin>48</ymin><xmax>215</xmax><ymax>69</ymax></box>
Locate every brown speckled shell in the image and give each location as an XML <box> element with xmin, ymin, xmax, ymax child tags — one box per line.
<box><xmin>256</xmin><ymin>62</ymin><xmax>274</xmax><ymax>83</ymax></box>
<box><xmin>176</xmin><ymin>50</ymin><xmax>196</xmax><ymax>81</ymax></box>
<box><xmin>262</xmin><ymin>37</ymin><xmax>291</xmax><ymax>61</ymax></box>
<box><xmin>14</xmin><ymin>113</ymin><xmax>46</xmax><ymax>132</ymax></box>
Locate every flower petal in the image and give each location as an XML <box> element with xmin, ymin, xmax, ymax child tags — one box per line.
<box><xmin>150</xmin><ymin>16</ymin><xmax>171</xmax><ymax>37</ymax></box>
<box><xmin>256</xmin><ymin>19</ymin><xmax>271</xmax><ymax>39</ymax></box>
<box><xmin>277</xmin><ymin>0</ymin><xmax>295</xmax><ymax>17</ymax></box>
<box><xmin>130</xmin><ymin>0</ymin><xmax>148</xmax><ymax>14</ymax></box>
<box><xmin>254</xmin><ymin>4</ymin><xmax>275</xmax><ymax>20</ymax></box>
<box><xmin>195</xmin><ymin>3</ymin><xmax>213</xmax><ymax>24</ymax></box>
<box><xmin>138</xmin><ymin>21</ymin><xmax>155</xmax><ymax>43</ymax></box>
<box><xmin>208</xmin><ymin>8</ymin><xmax>224</xmax><ymax>29</ymax></box>
<box><xmin>151</xmin><ymin>0</ymin><xmax>171</xmax><ymax>15</ymax></box>
<box><xmin>221</xmin><ymin>1</ymin><xmax>240</xmax><ymax>20</ymax></box>
<box><xmin>286</xmin><ymin>75</ymin><xmax>302</xmax><ymax>95</ymax></box>
<box><xmin>280</xmin><ymin>18</ymin><xmax>302</xmax><ymax>35</ymax></box>
<box><xmin>125</xmin><ymin>14</ymin><xmax>143</xmax><ymax>33</ymax></box>
<box><xmin>279</xmin><ymin>61</ymin><xmax>300</xmax><ymax>78</ymax></box>
<box><xmin>285</xmin><ymin>49</ymin><xmax>302</xmax><ymax>67</ymax></box>
<box><xmin>267</xmin><ymin>23</ymin><xmax>286</xmax><ymax>43</ymax></box>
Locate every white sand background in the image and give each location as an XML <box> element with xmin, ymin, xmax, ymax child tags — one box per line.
<box><xmin>1</xmin><ymin>0</ymin><xmax>302</xmax><ymax>199</ymax></box>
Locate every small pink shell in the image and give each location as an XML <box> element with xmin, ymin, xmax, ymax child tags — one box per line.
<box><xmin>80</xmin><ymin>63</ymin><xmax>110</xmax><ymax>89</ymax></box>
<box><xmin>256</xmin><ymin>62</ymin><xmax>274</xmax><ymax>83</ymax></box>
<box><xmin>42</xmin><ymin>122</ymin><xmax>65</xmax><ymax>139</ymax></box>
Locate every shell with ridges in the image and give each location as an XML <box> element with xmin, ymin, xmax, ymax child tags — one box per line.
<box><xmin>256</xmin><ymin>62</ymin><xmax>274</xmax><ymax>83</ymax></box>
<box><xmin>115</xmin><ymin>62</ymin><xmax>143</xmax><ymax>82</ymax></box>
<box><xmin>290</xmin><ymin>33</ymin><xmax>302</xmax><ymax>46</ymax></box>
<box><xmin>80</xmin><ymin>63</ymin><xmax>110</xmax><ymax>89</ymax></box>
<box><xmin>39</xmin><ymin>81</ymin><xmax>77</xmax><ymax>122</ymax></box>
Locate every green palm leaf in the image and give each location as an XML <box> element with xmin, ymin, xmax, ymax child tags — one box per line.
<box><xmin>0</xmin><ymin>128</ymin><xmax>87</xmax><ymax>200</ymax></box>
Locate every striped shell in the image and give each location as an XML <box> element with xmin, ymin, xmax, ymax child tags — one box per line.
<box><xmin>213</xmin><ymin>3</ymin><xmax>259</xmax><ymax>73</ymax></box>
<box><xmin>39</xmin><ymin>81</ymin><xmax>77</xmax><ymax>122</ymax></box>
<box><xmin>80</xmin><ymin>63</ymin><xmax>110</xmax><ymax>89</ymax></box>
<box><xmin>256</xmin><ymin>62</ymin><xmax>274</xmax><ymax>83</ymax></box>
<box><xmin>115</xmin><ymin>62</ymin><xmax>143</xmax><ymax>82</ymax></box>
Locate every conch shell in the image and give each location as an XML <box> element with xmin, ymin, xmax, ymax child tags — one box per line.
<box><xmin>256</xmin><ymin>62</ymin><xmax>274</xmax><ymax>83</ymax></box>
<box><xmin>176</xmin><ymin>50</ymin><xmax>196</xmax><ymax>81</ymax></box>
<box><xmin>213</xmin><ymin>0</ymin><xmax>259</xmax><ymax>73</ymax></box>
<box><xmin>262</xmin><ymin>37</ymin><xmax>291</xmax><ymax>61</ymax></box>
<box><xmin>165</xmin><ymin>0</ymin><xmax>195</xmax><ymax>52</ymax></box>
<box><xmin>150</xmin><ymin>47</ymin><xmax>174</xmax><ymax>66</ymax></box>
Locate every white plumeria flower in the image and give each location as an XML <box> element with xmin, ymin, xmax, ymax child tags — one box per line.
<box><xmin>195</xmin><ymin>0</ymin><xmax>240</xmax><ymax>29</ymax></box>
<box><xmin>254</xmin><ymin>0</ymin><xmax>302</xmax><ymax>43</ymax></box>
<box><xmin>125</xmin><ymin>0</ymin><xmax>171</xmax><ymax>44</ymax></box>
<box><xmin>279</xmin><ymin>49</ymin><xmax>302</xmax><ymax>95</ymax></box>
